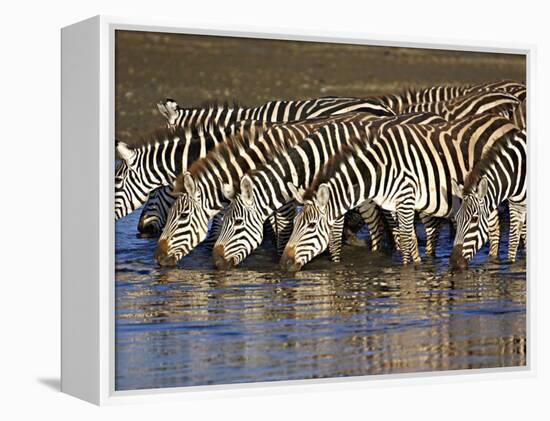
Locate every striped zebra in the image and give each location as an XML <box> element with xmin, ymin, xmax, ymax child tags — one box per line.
<box><xmin>153</xmin><ymin>113</ymin><xmax>382</xmax><ymax>266</ymax></box>
<box><xmin>158</xmin><ymin>96</ymin><xmax>394</xmax><ymax>129</ymax></box>
<box><xmin>211</xmin><ymin>112</ymin><xmax>447</xmax><ymax>269</ymax></box>
<box><xmin>278</xmin><ymin>113</ymin><xmax>519</xmax><ymax>271</ymax></box>
<box><xmin>117</xmin><ymin>97</ymin><xmax>395</xmax><ymax>221</ymax></box>
<box><xmin>450</xmin><ymin>131</ymin><xmax>527</xmax><ymax>269</ymax></box>
<box><xmin>353</xmin><ymin>89</ymin><xmax>522</xmax><ymax>254</ymax></box>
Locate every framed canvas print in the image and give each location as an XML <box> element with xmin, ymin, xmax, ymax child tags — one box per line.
<box><xmin>61</xmin><ymin>16</ymin><xmax>531</xmax><ymax>405</ymax></box>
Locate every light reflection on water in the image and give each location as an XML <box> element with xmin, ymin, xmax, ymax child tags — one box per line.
<box><xmin>115</xmin><ymin>211</ymin><xmax>526</xmax><ymax>391</ymax></box>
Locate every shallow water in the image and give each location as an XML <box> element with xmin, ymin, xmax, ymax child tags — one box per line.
<box><xmin>115</xmin><ymin>211</ymin><xmax>526</xmax><ymax>391</ymax></box>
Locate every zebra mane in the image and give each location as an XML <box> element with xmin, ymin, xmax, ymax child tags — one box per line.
<box><xmin>404</xmin><ymin>83</ymin><xmax>471</xmax><ymax>100</ymax></box>
<box><xmin>174</xmin><ymin>98</ymin><xmax>247</xmax><ymax>114</ymax></box>
<box><xmin>462</xmin><ymin>129</ymin><xmax>522</xmax><ymax>194</ymax></box>
<box><xmin>179</xmin><ymin>121</ymin><xmax>287</xmax><ymax>192</ymax></box>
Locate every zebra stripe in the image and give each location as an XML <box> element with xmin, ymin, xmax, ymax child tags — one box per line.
<box><xmin>450</xmin><ymin>131</ymin><xmax>527</xmax><ymax>269</ymax></box>
<box><xmin>279</xmin><ymin>113</ymin><xmax>519</xmax><ymax>270</ymax></box>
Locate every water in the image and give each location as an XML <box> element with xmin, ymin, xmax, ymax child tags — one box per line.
<box><xmin>115</xmin><ymin>211</ymin><xmax>526</xmax><ymax>391</ymax></box>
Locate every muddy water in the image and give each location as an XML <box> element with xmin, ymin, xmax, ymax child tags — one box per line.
<box><xmin>115</xmin><ymin>211</ymin><xmax>526</xmax><ymax>390</ymax></box>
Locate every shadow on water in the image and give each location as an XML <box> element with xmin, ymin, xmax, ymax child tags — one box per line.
<box><xmin>115</xmin><ymin>211</ymin><xmax>526</xmax><ymax>391</ymax></box>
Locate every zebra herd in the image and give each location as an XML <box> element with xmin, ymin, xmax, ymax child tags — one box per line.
<box><xmin>115</xmin><ymin>80</ymin><xmax>527</xmax><ymax>272</ymax></box>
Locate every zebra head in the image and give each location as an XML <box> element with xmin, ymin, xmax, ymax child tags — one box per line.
<box><xmin>212</xmin><ymin>175</ymin><xmax>266</xmax><ymax>270</ymax></box>
<box><xmin>137</xmin><ymin>186</ymin><xmax>176</xmax><ymax>238</ymax></box>
<box><xmin>157</xmin><ymin>99</ymin><xmax>181</xmax><ymax>127</ymax></box>
<box><xmin>154</xmin><ymin>173</ymin><xmax>211</xmax><ymax>267</ymax></box>
<box><xmin>450</xmin><ymin>177</ymin><xmax>491</xmax><ymax>270</ymax></box>
<box><xmin>115</xmin><ymin>141</ymin><xmax>147</xmax><ymax>220</ymax></box>
<box><xmin>280</xmin><ymin>183</ymin><xmax>332</xmax><ymax>272</ymax></box>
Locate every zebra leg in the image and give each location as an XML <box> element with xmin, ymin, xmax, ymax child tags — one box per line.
<box><xmin>357</xmin><ymin>200</ymin><xmax>385</xmax><ymax>251</ymax></box>
<box><xmin>508</xmin><ymin>201</ymin><xmax>526</xmax><ymax>262</ymax></box>
<box><xmin>266</xmin><ymin>213</ymin><xmax>278</xmax><ymax>247</ymax></box>
<box><xmin>329</xmin><ymin>216</ymin><xmax>345</xmax><ymax>263</ymax></box>
<box><xmin>396</xmin><ymin>197</ymin><xmax>421</xmax><ymax>264</ymax></box>
<box><xmin>488</xmin><ymin>209</ymin><xmax>500</xmax><ymax>257</ymax></box>
<box><xmin>384</xmin><ymin>210</ymin><xmax>400</xmax><ymax>251</ymax></box>
<box><xmin>275</xmin><ymin>202</ymin><xmax>296</xmax><ymax>255</ymax></box>
<box><xmin>420</xmin><ymin>214</ymin><xmax>442</xmax><ymax>257</ymax></box>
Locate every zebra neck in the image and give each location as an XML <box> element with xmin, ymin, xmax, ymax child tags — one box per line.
<box><xmin>178</xmin><ymin>106</ymin><xmax>249</xmax><ymax>129</ymax></box>
<box><xmin>197</xmin><ymin>176</ymin><xmax>231</xmax><ymax>214</ymax></box>
<box><xmin>484</xmin><ymin>153</ymin><xmax>525</xmax><ymax>210</ymax></box>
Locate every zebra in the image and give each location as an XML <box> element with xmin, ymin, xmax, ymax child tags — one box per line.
<box><xmin>357</xmin><ymin>89</ymin><xmax>521</xmax><ymax>254</ymax></box>
<box><xmin>153</xmin><ymin>113</ymin><xmax>382</xmax><ymax>266</ymax></box>
<box><xmin>117</xmin><ymin>97</ymin><xmax>396</xmax><ymax>222</ymax></box>
<box><xmin>450</xmin><ymin>131</ymin><xmax>527</xmax><ymax>269</ymax></box>
<box><xmin>158</xmin><ymin>96</ymin><xmax>395</xmax><ymax>129</ymax></box>
<box><xmin>211</xmin><ymin>112</ymin><xmax>448</xmax><ymax>269</ymax></box>
<box><xmin>278</xmin><ymin>113</ymin><xmax>520</xmax><ymax>271</ymax></box>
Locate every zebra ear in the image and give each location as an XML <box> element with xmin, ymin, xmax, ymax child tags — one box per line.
<box><xmin>116</xmin><ymin>141</ymin><xmax>136</xmax><ymax>163</ymax></box>
<box><xmin>451</xmin><ymin>179</ymin><xmax>463</xmax><ymax>199</ymax></box>
<box><xmin>240</xmin><ymin>175</ymin><xmax>254</xmax><ymax>206</ymax></box>
<box><xmin>182</xmin><ymin>172</ymin><xmax>199</xmax><ymax>199</ymax></box>
<box><xmin>221</xmin><ymin>183</ymin><xmax>235</xmax><ymax>200</ymax></box>
<box><xmin>315</xmin><ymin>184</ymin><xmax>330</xmax><ymax>210</ymax></box>
<box><xmin>287</xmin><ymin>183</ymin><xmax>305</xmax><ymax>204</ymax></box>
<box><xmin>477</xmin><ymin>177</ymin><xmax>489</xmax><ymax>199</ymax></box>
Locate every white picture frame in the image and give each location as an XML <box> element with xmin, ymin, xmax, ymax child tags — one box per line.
<box><xmin>61</xmin><ymin>15</ymin><xmax>534</xmax><ymax>405</ymax></box>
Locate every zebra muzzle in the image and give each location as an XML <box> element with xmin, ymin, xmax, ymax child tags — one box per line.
<box><xmin>280</xmin><ymin>246</ymin><xmax>302</xmax><ymax>272</ymax></box>
<box><xmin>449</xmin><ymin>244</ymin><xmax>468</xmax><ymax>271</ymax></box>
<box><xmin>137</xmin><ymin>219</ymin><xmax>161</xmax><ymax>238</ymax></box>
<box><xmin>213</xmin><ymin>244</ymin><xmax>235</xmax><ymax>270</ymax></box>
<box><xmin>154</xmin><ymin>239</ymin><xmax>177</xmax><ymax>267</ymax></box>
